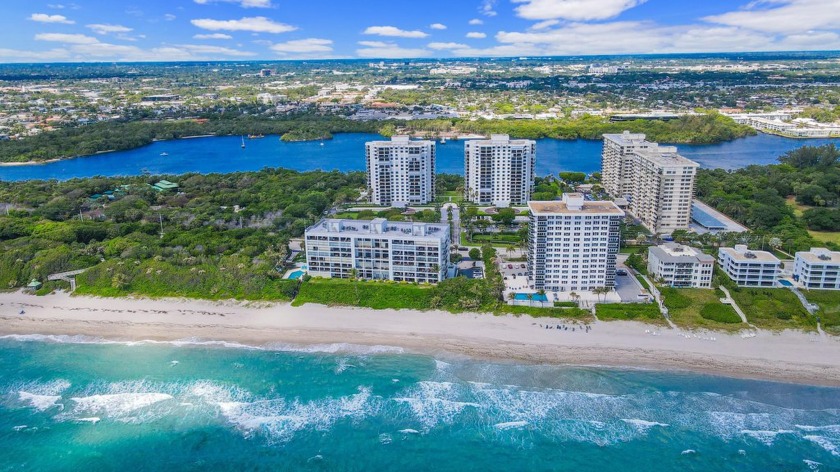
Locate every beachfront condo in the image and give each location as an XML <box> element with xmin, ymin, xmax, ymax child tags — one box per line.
<box><xmin>527</xmin><ymin>193</ymin><xmax>624</xmax><ymax>293</ymax></box>
<box><xmin>718</xmin><ymin>245</ymin><xmax>781</xmax><ymax>288</ymax></box>
<box><xmin>464</xmin><ymin>134</ymin><xmax>536</xmax><ymax>207</ymax></box>
<box><xmin>305</xmin><ymin>218</ymin><xmax>450</xmax><ymax>283</ymax></box>
<box><xmin>793</xmin><ymin>248</ymin><xmax>840</xmax><ymax>290</ymax></box>
<box><xmin>365</xmin><ymin>136</ymin><xmax>436</xmax><ymax>206</ymax></box>
<box><xmin>648</xmin><ymin>243</ymin><xmax>714</xmax><ymax>288</ymax></box>
<box><xmin>602</xmin><ymin>131</ymin><xmax>698</xmax><ymax>234</ymax></box>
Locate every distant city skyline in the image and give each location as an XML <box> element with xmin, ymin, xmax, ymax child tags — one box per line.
<box><xmin>1</xmin><ymin>0</ymin><xmax>838</xmax><ymax>62</ymax></box>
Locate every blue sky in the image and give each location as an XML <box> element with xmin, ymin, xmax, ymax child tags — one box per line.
<box><xmin>2</xmin><ymin>0</ymin><xmax>839</xmax><ymax>62</ymax></box>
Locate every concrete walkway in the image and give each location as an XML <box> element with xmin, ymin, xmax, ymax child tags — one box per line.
<box><xmin>640</xmin><ymin>274</ymin><xmax>677</xmax><ymax>329</ymax></box>
<box><xmin>719</xmin><ymin>286</ymin><xmax>754</xmax><ymax>328</ymax></box>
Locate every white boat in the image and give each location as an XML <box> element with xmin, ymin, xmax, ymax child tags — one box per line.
<box><xmin>440</xmin><ymin>137</ymin><xmax>447</xmax><ymax>144</ymax></box>
<box><xmin>160</xmin><ymin>152</ymin><xmax>169</xmax><ymax>157</ymax></box>
<box><xmin>241</xmin><ymin>136</ymin><xmax>246</xmax><ymax>149</ymax></box>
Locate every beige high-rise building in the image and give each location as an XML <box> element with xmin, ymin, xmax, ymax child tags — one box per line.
<box><xmin>366</xmin><ymin>136</ymin><xmax>435</xmax><ymax>206</ymax></box>
<box><xmin>464</xmin><ymin>134</ymin><xmax>535</xmax><ymax>207</ymax></box>
<box><xmin>602</xmin><ymin>131</ymin><xmax>698</xmax><ymax>234</ymax></box>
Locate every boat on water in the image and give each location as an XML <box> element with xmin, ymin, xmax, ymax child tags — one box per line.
<box><xmin>241</xmin><ymin>136</ymin><xmax>246</xmax><ymax>149</ymax></box>
<box><xmin>440</xmin><ymin>137</ymin><xmax>447</xmax><ymax>144</ymax></box>
<box><xmin>160</xmin><ymin>152</ymin><xmax>169</xmax><ymax>157</ymax></box>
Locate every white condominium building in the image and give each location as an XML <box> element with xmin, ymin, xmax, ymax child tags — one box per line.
<box><xmin>648</xmin><ymin>243</ymin><xmax>714</xmax><ymax>288</ymax></box>
<box><xmin>718</xmin><ymin>245</ymin><xmax>780</xmax><ymax>288</ymax></box>
<box><xmin>527</xmin><ymin>194</ymin><xmax>623</xmax><ymax>292</ymax></box>
<box><xmin>794</xmin><ymin>247</ymin><xmax>840</xmax><ymax>290</ymax></box>
<box><xmin>305</xmin><ymin>218</ymin><xmax>450</xmax><ymax>283</ymax></box>
<box><xmin>464</xmin><ymin>134</ymin><xmax>536</xmax><ymax>207</ymax></box>
<box><xmin>602</xmin><ymin>131</ymin><xmax>699</xmax><ymax>234</ymax></box>
<box><xmin>366</xmin><ymin>136</ymin><xmax>435</xmax><ymax>206</ymax></box>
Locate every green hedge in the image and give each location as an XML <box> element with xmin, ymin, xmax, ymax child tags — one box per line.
<box><xmin>699</xmin><ymin>303</ymin><xmax>742</xmax><ymax>324</ymax></box>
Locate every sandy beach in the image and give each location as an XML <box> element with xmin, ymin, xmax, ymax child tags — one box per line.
<box><xmin>1</xmin><ymin>290</ymin><xmax>838</xmax><ymax>386</ymax></box>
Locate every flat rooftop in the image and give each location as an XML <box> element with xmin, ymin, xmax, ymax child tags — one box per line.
<box><xmin>634</xmin><ymin>148</ymin><xmax>699</xmax><ymax>168</ymax></box>
<box><xmin>528</xmin><ymin>200</ymin><xmax>624</xmax><ymax>215</ymax></box>
<box><xmin>650</xmin><ymin>243</ymin><xmax>714</xmax><ymax>264</ymax></box>
<box><xmin>796</xmin><ymin>248</ymin><xmax>840</xmax><ymax>265</ymax></box>
<box><xmin>720</xmin><ymin>247</ymin><xmax>780</xmax><ymax>263</ymax></box>
<box><xmin>306</xmin><ymin>218</ymin><xmax>449</xmax><ymax>239</ymax></box>
<box><xmin>603</xmin><ymin>131</ymin><xmax>648</xmax><ymax>146</ymax></box>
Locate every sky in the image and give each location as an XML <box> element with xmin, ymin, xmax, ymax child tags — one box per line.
<box><xmin>1</xmin><ymin>0</ymin><xmax>839</xmax><ymax>62</ymax></box>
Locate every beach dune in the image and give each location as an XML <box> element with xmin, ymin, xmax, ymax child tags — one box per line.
<box><xmin>1</xmin><ymin>291</ymin><xmax>838</xmax><ymax>386</ymax></box>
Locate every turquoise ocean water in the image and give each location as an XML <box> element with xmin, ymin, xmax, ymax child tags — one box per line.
<box><xmin>1</xmin><ymin>336</ymin><xmax>838</xmax><ymax>470</ymax></box>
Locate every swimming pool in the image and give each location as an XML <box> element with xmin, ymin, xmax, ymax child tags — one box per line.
<box><xmin>514</xmin><ymin>293</ymin><xmax>548</xmax><ymax>302</ymax></box>
<box><xmin>779</xmin><ymin>279</ymin><xmax>793</xmax><ymax>287</ymax></box>
<box><xmin>288</xmin><ymin>270</ymin><xmax>305</xmax><ymax>280</ymax></box>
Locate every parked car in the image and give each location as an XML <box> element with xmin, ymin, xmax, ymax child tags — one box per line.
<box><xmin>616</xmin><ymin>269</ymin><xmax>628</xmax><ymax>276</ymax></box>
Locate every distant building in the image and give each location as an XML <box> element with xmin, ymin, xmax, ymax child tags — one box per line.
<box><xmin>140</xmin><ymin>94</ymin><xmax>180</xmax><ymax>102</ymax></box>
<box><xmin>464</xmin><ymin>134</ymin><xmax>536</xmax><ymax>207</ymax></box>
<box><xmin>602</xmin><ymin>131</ymin><xmax>698</xmax><ymax>234</ymax></box>
<box><xmin>719</xmin><ymin>245</ymin><xmax>780</xmax><ymax>287</ymax></box>
<box><xmin>648</xmin><ymin>243</ymin><xmax>714</xmax><ymax>288</ymax></box>
<box><xmin>365</xmin><ymin>136</ymin><xmax>435</xmax><ymax>206</ymax></box>
<box><xmin>527</xmin><ymin>194</ymin><xmax>623</xmax><ymax>292</ymax></box>
<box><xmin>305</xmin><ymin>218</ymin><xmax>450</xmax><ymax>283</ymax></box>
<box><xmin>794</xmin><ymin>248</ymin><xmax>840</xmax><ymax>290</ymax></box>
<box><xmin>260</xmin><ymin>69</ymin><xmax>273</xmax><ymax>77</ymax></box>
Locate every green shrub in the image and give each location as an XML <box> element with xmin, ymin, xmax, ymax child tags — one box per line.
<box><xmin>699</xmin><ymin>303</ymin><xmax>741</xmax><ymax>324</ymax></box>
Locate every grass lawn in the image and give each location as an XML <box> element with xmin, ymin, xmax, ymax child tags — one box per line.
<box><xmin>800</xmin><ymin>290</ymin><xmax>840</xmax><ymax>335</ymax></box>
<box><xmin>729</xmin><ymin>288</ymin><xmax>816</xmax><ymax>331</ymax></box>
<box><xmin>808</xmin><ymin>230</ymin><xmax>840</xmax><ymax>245</ymax></box>
<box><xmin>435</xmin><ymin>191</ymin><xmax>463</xmax><ymax>203</ymax></box>
<box><xmin>635</xmin><ymin>275</ymin><xmax>651</xmax><ymax>291</ymax></box>
<box><xmin>499</xmin><ymin>304</ymin><xmax>594</xmax><ymax>322</ymax></box>
<box><xmin>595</xmin><ymin>302</ymin><xmax>666</xmax><ymax>325</ymax></box>
<box><xmin>660</xmin><ymin>287</ymin><xmax>746</xmax><ymax>331</ymax></box>
<box><xmin>292</xmin><ymin>278</ymin><xmax>434</xmax><ymax>310</ymax></box>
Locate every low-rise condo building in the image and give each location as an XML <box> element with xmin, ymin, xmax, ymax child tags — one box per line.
<box><xmin>602</xmin><ymin>132</ymin><xmax>698</xmax><ymax>234</ymax></box>
<box><xmin>648</xmin><ymin>243</ymin><xmax>714</xmax><ymax>288</ymax></box>
<box><xmin>527</xmin><ymin>194</ymin><xmax>623</xmax><ymax>292</ymax></box>
<box><xmin>794</xmin><ymin>247</ymin><xmax>840</xmax><ymax>290</ymax></box>
<box><xmin>305</xmin><ymin>218</ymin><xmax>450</xmax><ymax>283</ymax></box>
<box><xmin>464</xmin><ymin>134</ymin><xmax>536</xmax><ymax>207</ymax></box>
<box><xmin>366</xmin><ymin>136</ymin><xmax>435</xmax><ymax>206</ymax></box>
<box><xmin>718</xmin><ymin>245</ymin><xmax>780</xmax><ymax>287</ymax></box>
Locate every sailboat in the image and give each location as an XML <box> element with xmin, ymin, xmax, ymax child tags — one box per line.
<box><xmin>241</xmin><ymin>136</ymin><xmax>246</xmax><ymax>149</ymax></box>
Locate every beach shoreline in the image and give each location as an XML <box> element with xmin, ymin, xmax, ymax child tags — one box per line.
<box><xmin>1</xmin><ymin>290</ymin><xmax>838</xmax><ymax>387</ymax></box>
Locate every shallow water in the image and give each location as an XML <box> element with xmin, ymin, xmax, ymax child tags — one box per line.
<box><xmin>1</xmin><ymin>335</ymin><xmax>838</xmax><ymax>470</ymax></box>
<box><xmin>1</xmin><ymin>133</ymin><xmax>838</xmax><ymax>181</ymax></box>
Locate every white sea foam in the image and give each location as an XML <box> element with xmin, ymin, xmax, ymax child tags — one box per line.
<box><xmin>741</xmin><ymin>429</ymin><xmax>794</xmax><ymax>446</ymax></box>
<box><xmin>803</xmin><ymin>459</ymin><xmax>822</xmax><ymax>470</ymax></box>
<box><xmin>263</xmin><ymin>342</ymin><xmax>404</xmax><ymax>355</ymax></box>
<box><xmin>681</xmin><ymin>449</ymin><xmax>697</xmax><ymax>455</ymax></box>
<box><xmin>76</xmin><ymin>417</ymin><xmax>101</xmax><ymax>424</ymax></box>
<box><xmin>18</xmin><ymin>392</ymin><xmax>62</xmax><ymax>412</ymax></box>
<box><xmin>334</xmin><ymin>358</ymin><xmax>355</xmax><ymax>374</ymax></box>
<box><xmin>621</xmin><ymin>419</ymin><xmax>669</xmax><ymax>432</ymax></box>
<box><xmin>804</xmin><ymin>435</ymin><xmax>840</xmax><ymax>457</ymax></box>
<box><xmin>494</xmin><ymin>421</ymin><xmax>528</xmax><ymax>430</ymax></box>
<box><xmin>379</xmin><ymin>433</ymin><xmax>392</xmax><ymax>445</ymax></box>
<box><xmin>70</xmin><ymin>393</ymin><xmax>173</xmax><ymax>418</ymax></box>
<box><xmin>216</xmin><ymin>386</ymin><xmax>376</xmax><ymax>443</ymax></box>
<box><xmin>13</xmin><ymin>425</ymin><xmax>27</xmax><ymax>431</ymax></box>
<box><xmin>398</xmin><ymin>428</ymin><xmax>420</xmax><ymax>434</ymax></box>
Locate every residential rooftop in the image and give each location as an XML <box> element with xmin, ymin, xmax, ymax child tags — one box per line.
<box><xmin>796</xmin><ymin>247</ymin><xmax>840</xmax><ymax>265</ymax></box>
<box><xmin>719</xmin><ymin>245</ymin><xmax>781</xmax><ymax>263</ymax></box>
<box><xmin>529</xmin><ymin>194</ymin><xmax>624</xmax><ymax>215</ymax></box>
<box><xmin>306</xmin><ymin>218</ymin><xmax>449</xmax><ymax>239</ymax></box>
<box><xmin>650</xmin><ymin>243</ymin><xmax>714</xmax><ymax>264</ymax></box>
<box><xmin>633</xmin><ymin>147</ymin><xmax>699</xmax><ymax>168</ymax></box>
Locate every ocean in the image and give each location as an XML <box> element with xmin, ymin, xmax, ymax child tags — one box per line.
<box><xmin>1</xmin><ymin>336</ymin><xmax>838</xmax><ymax>470</ymax></box>
<box><xmin>1</xmin><ymin>133</ymin><xmax>839</xmax><ymax>181</ymax></box>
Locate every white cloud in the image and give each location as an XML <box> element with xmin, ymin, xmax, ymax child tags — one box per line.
<box><xmin>704</xmin><ymin>0</ymin><xmax>840</xmax><ymax>34</ymax></box>
<box><xmin>0</xmin><ymin>47</ymin><xmax>71</xmax><ymax>61</ymax></box>
<box><xmin>512</xmin><ymin>0</ymin><xmax>646</xmax><ymax>21</ymax></box>
<box><xmin>481</xmin><ymin>0</ymin><xmax>498</xmax><ymax>16</ymax></box>
<box><xmin>193</xmin><ymin>0</ymin><xmax>273</xmax><ymax>7</ymax></box>
<box><xmin>29</xmin><ymin>13</ymin><xmax>74</xmax><ymax>24</ymax></box>
<box><xmin>191</xmin><ymin>16</ymin><xmax>296</xmax><ymax>33</ymax></box>
<box><xmin>466</xmin><ymin>32</ymin><xmax>487</xmax><ymax>38</ymax></box>
<box><xmin>469</xmin><ymin>18</ymin><xmax>484</xmax><ymax>25</ymax></box>
<box><xmin>175</xmin><ymin>44</ymin><xmax>256</xmax><ymax>56</ymax></box>
<box><xmin>430</xmin><ymin>23</ymin><xmax>447</xmax><ymax>30</ymax></box>
<box><xmin>35</xmin><ymin>33</ymin><xmax>98</xmax><ymax>44</ymax></box>
<box><xmin>363</xmin><ymin>26</ymin><xmax>428</xmax><ymax>38</ymax></box>
<box><xmin>530</xmin><ymin>19</ymin><xmax>559</xmax><ymax>30</ymax></box>
<box><xmin>87</xmin><ymin>24</ymin><xmax>133</xmax><ymax>35</ymax></box>
<box><xmin>164</xmin><ymin>14</ymin><xmax>177</xmax><ymax>21</ymax></box>
<box><xmin>194</xmin><ymin>33</ymin><xmax>233</xmax><ymax>39</ymax></box>
<box><xmin>427</xmin><ymin>42</ymin><xmax>470</xmax><ymax>50</ymax></box>
<box><xmin>270</xmin><ymin>38</ymin><xmax>333</xmax><ymax>54</ymax></box>
<box><xmin>356</xmin><ymin>41</ymin><xmax>430</xmax><ymax>58</ymax></box>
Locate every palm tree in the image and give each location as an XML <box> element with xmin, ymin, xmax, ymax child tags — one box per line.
<box><xmin>526</xmin><ymin>293</ymin><xmax>534</xmax><ymax>307</ymax></box>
